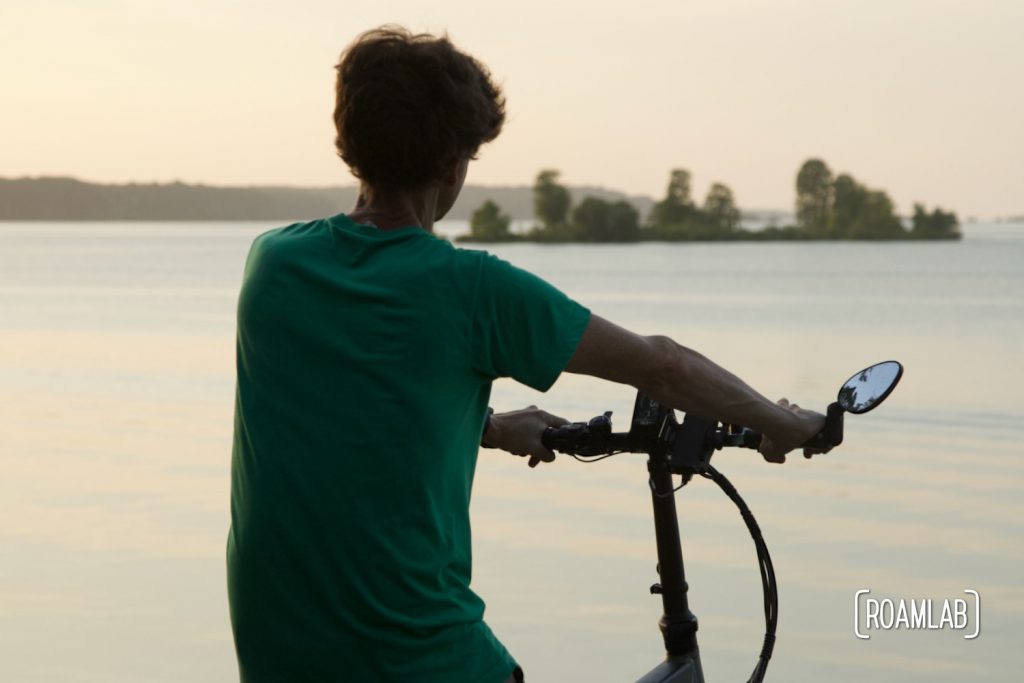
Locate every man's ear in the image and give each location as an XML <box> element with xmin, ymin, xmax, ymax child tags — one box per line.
<box><xmin>440</xmin><ymin>160</ymin><xmax>460</xmax><ymax>187</ymax></box>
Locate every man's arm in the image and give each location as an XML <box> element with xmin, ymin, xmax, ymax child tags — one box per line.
<box><xmin>485</xmin><ymin>315</ymin><xmax>825</xmax><ymax>467</ymax></box>
<box><xmin>564</xmin><ymin>315</ymin><xmax>825</xmax><ymax>462</ymax></box>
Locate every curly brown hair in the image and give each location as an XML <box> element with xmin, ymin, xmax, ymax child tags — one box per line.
<box><xmin>333</xmin><ymin>26</ymin><xmax>506</xmax><ymax>192</ymax></box>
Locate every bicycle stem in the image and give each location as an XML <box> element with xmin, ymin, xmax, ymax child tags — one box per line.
<box><xmin>648</xmin><ymin>447</ymin><xmax>700</xmax><ymax>658</ymax></box>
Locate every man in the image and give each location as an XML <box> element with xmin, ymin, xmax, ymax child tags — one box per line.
<box><xmin>227</xmin><ymin>26</ymin><xmax>825</xmax><ymax>683</ymax></box>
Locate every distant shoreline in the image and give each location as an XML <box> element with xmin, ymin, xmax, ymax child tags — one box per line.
<box><xmin>456</xmin><ymin>228</ymin><xmax>962</xmax><ymax>244</ymax></box>
<box><xmin>0</xmin><ymin>176</ymin><xmax>659</xmax><ymax>223</ymax></box>
<box><xmin>2</xmin><ymin>176</ymin><xmax>1014</xmax><ymax>235</ymax></box>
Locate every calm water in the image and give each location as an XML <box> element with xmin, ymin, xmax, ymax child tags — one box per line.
<box><xmin>1</xmin><ymin>221</ymin><xmax>1022</xmax><ymax>682</ymax></box>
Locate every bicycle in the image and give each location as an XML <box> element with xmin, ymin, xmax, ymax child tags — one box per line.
<box><xmin>540</xmin><ymin>361</ymin><xmax>903</xmax><ymax>682</ymax></box>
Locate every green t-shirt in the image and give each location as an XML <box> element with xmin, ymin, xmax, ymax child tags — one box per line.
<box><xmin>228</xmin><ymin>214</ymin><xmax>590</xmax><ymax>682</ymax></box>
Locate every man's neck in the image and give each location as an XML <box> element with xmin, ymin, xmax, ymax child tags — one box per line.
<box><xmin>348</xmin><ymin>185</ymin><xmax>439</xmax><ymax>232</ymax></box>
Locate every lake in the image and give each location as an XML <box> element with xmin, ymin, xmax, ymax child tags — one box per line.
<box><xmin>1</xmin><ymin>220</ymin><xmax>1021</xmax><ymax>682</ymax></box>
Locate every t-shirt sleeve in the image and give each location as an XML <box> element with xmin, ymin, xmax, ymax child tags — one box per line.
<box><xmin>471</xmin><ymin>253</ymin><xmax>591</xmax><ymax>392</ymax></box>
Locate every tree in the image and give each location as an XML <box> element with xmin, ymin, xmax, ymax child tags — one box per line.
<box><xmin>702</xmin><ymin>182</ymin><xmax>741</xmax><ymax>234</ymax></box>
<box><xmin>822</xmin><ymin>169</ymin><xmax>905</xmax><ymax>239</ymax></box>
<box><xmin>467</xmin><ymin>200</ymin><xmax>512</xmax><ymax>241</ymax></box>
<box><xmin>911</xmin><ymin>204</ymin><xmax>961</xmax><ymax>240</ymax></box>
<box><xmin>829</xmin><ymin>173</ymin><xmax>865</xmax><ymax>238</ymax></box>
<box><xmin>649</xmin><ymin>169</ymin><xmax>694</xmax><ymax>227</ymax></box>
<box><xmin>571</xmin><ymin>197</ymin><xmax>640</xmax><ymax>242</ymax></box>
<box><xmin>533</xmin><ymin>169</ymin><xmax>571</xmax><ymax>229</ymax></box>
<box><xmin>846</xmin><ymin>190</ymin><xmax>904</xmax><ymax>239</ymax></box>
<box><xmin>795</xmin><ymin>159</ymin><xmax>833</xmax><ymax>236</ymax></box>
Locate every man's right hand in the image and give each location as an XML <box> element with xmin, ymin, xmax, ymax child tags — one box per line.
<box><xmin>758</xmin><ymin>398</ymin><xmax>829</xmax><ymax>463</ymax></box>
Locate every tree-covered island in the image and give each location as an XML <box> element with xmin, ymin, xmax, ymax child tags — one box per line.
<box><xmin>458</xmin><ymin>158</ymin><xmax>961</xmax><ymax>243</ymax></box>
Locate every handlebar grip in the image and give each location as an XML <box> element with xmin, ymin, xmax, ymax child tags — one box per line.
<box><xmin>741</xmin><ymin>429</ymin><xmax>763</xmax><ymax>449</ymax></box>
<box><xmin>719</xmin><ymin>428</ymin><xmax>762</xmax><ymax>449</ymax></box>
<box><xmin>541</xmin><ymin>426</ymin><xmax>555</xmax><ymax>450</ymax></box>
<box><xmin>802</xmin><ymin>402</ymin><xmax>844</xmax><ymax>450</ymax></box>
<box><xmin>542</xmin><ymin>414</ymin><xmax>614</xmax><ymax>455</ymax></box>
<box><xmin>542</xmin><ymin>424</ymin><xmax>583</xmax><ymax>453</ymax></box>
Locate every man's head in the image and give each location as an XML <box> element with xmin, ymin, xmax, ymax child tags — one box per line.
<box><xmin>333</xmin><ymin>26</ymin><xmax>506</xmax><ymax>195</ymax></box>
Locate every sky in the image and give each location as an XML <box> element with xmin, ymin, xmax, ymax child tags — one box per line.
<box><xmin>2</xmin><ymin>0</ymin><xmax>1022</xmax><ymax>217</ymax></box>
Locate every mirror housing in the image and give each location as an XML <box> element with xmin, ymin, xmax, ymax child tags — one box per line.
<box><xmin>836</xmin><ymin>361</ymin><xmax>903</xmax><ymax>414</ymax></box>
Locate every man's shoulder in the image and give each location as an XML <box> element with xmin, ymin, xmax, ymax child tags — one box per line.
<box><xmin>448</xmin><ymin>244</ymin><xmax>527</xmax><ymax>275</ymax></box>
<box><xmin>248</xmin><ymin>218</ymin><xmax>336</xmax><ymax>263</ymax></box>
<box><xmin>253</xmin><ymin>218</ymin><xmax>328</xmax><ymax>247</ymax></box>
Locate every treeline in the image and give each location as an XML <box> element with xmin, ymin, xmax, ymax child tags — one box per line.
<box><xmin>0</xmin><ymin>176</ymin><xmax>652</xmax><ymax>222</ymax></box>
<box><xmin>792</xmin><ymin>159</ymin><xmax>960</xmax><ymax>240</ymax></box>
<box><xmin>459</xmin><ymin>160</ymin><xmax>960</xmax><ymax>243</ymax></box>
<box><xmin>0</xmin><ymin>177</ymin><xmax>353</xmax><ymax>221</ymax></box>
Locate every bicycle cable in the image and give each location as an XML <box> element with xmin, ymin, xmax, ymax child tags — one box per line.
<box><xmin>648</xmin><ymin>473</ymin><xmax>689</xmax><ymax>498</ymax></box>
<box><xmin>568</xmin><ymin>450</ymin><xmax>627</xmax><ymax>464</ymax></box>
<box><xmin>701</xmin><ymin>465</ymin><xmax>778</xmax><ymax>683</ymax></box>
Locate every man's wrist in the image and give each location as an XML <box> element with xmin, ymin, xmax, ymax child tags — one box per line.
<box><xmin>481</xmin><ymin>407</ymin><xmax>497</xmax><ymax>448</ymax></box>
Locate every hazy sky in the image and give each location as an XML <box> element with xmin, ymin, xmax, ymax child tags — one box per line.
<box><xmin>2</xmin><ymin>0</ymin><xmax>1021</xmax><ymax>216</ymax></box>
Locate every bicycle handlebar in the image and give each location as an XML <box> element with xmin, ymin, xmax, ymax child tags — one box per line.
<box><xmin>535</xmin><ymin>366</ymin><xmax>896</xmax><ymax>683</ymax></box>
<box><xmin>541</xmin><ymin>401</ymin><xmax>845</xmax><ymax>463</ymax></box>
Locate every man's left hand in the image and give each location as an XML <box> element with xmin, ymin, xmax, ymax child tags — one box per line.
<box><xmin>485</xmin><ymin>406</ymin><xmax>568</xmax><ymax>467</ymax></box>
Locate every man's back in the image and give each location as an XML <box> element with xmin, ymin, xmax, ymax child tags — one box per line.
<box><xmin>228</xmin><ymin>214</ymin><xmax>589</xmax><ymax>681</ymax></box>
